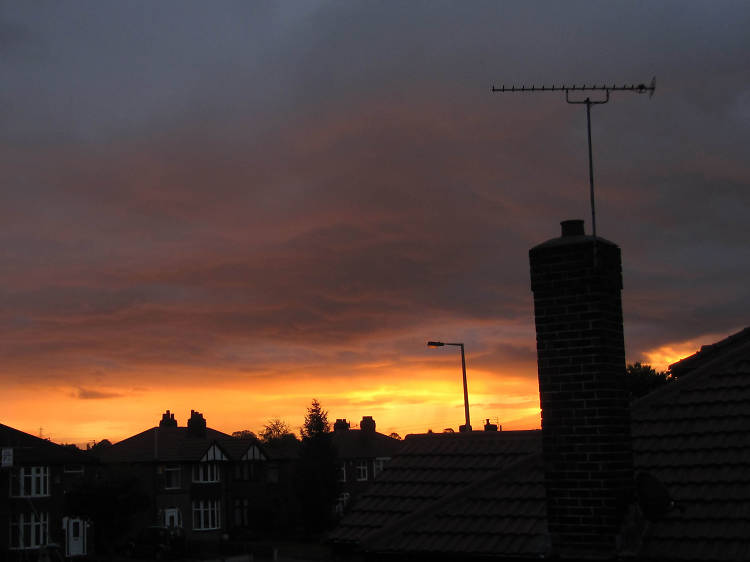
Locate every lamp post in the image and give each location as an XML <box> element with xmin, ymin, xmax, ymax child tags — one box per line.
<box><xmin>427</xmin><ymin>341</ymin><xmax>472</xmax><ymax>432</ymax></box>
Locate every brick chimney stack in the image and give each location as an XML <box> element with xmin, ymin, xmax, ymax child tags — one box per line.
<box><xmin>360</xmin><ymin>416</ymin><xmax>376</xmax><ymax>433</ymax></box>
<box><xmin>334</xmin><ymin>419</ymin><xmax>350</xmax><ymax>432</ymax></box>
<box><xmin>159</xmin><ymin>410</ymin><xmax>177</xmax><ymax>428</ymax></box>
<box><xmin>529</xmin><ymin>220</ymin><xmax>633</xmax><ymax>559</ymax></box>
<box><xmin>187</xmin><ymin>409</ymin><xmax>207</xmax><ymax>438</ymax></box>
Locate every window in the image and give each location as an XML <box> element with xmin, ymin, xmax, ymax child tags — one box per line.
<box><xmin>233</xmin><ymin>461</ymin><xmax>259</xmax><ymax>482</ymax></box>
<box><xmin>233</xmin><ymin>498</ymin><xmax>249</xmax><ymax>527</ymax></box>
<box><xmin>10</xmin><ymin>512</ymin><xmax>48</xmax><ymax>549</ymax></box>
<box><xmin>164</xmin><ymin>464</ymin><xmax>181</xmax><ymax>489</ymax></box>
<box><xmin>355</xmin><ymin>460</ymin><xmax>368</xmax><ymax>482</ymax></box>
<box><xmin>374</xmin><ymin>457</ymin><xmax>390</xmax><ymax>479</ymax></box>
<box><xmin>338</xmin><ymin>462</ymin><xmax>346</xmax><ymax>483</ymax></box>
<box><xmin>192</xmin><ymin>463</ymin><xmax>220</xmax><ymax>483</ymax></box>
<box><xmin>64</xmin><ymin>464</ymin><xmax>84</xmax><ymax>474</ymax></box>
<box><xmin>192</xmin><ymin>499</ymin><xmax>221</xmax><ymax>531</ymax></box>
<box><xmin>11</xmin><ymin>466</ymin><xmax>49</xmax><ymax>497</ymax></box>
<box><xmin>266</xmin><ymin>464</ymin><xmax>279</xmax><ymax>484</ymax></box>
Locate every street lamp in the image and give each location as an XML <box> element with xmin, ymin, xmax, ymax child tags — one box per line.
<box><xmin>427</xmin><ymin>341</ymin><xmax>472</xmax><ymax>432</ymax></box>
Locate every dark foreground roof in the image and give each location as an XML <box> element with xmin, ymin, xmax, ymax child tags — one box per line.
<box><xmin>631</xmin><ymin>328</ymin><xmax>750</xmax><ymax>561</ymax></box>
<box><xmin>329</xmin><ymin>430</ymin><xmax>541</xmax><ymax>546</ymax></box>
<box><xmin>365</xmin><ymin>453</ymin><xmax>547</xmax><ymax>558</ymax></box>
<box><xmin>332</xmin><ymin>327</ymin><xmax>750</xmax><ymax>561</ymax></box>
<box><xmin>0</xmin><ymin>423</ymin><xmax>93</xmax><ymax>465</ymax></box>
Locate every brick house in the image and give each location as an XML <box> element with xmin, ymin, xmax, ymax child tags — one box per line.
<box><xmin>331</xmin><ymin>220</ymin><xmax>750</xmax><ymax>561</ymax></box>
<box><xmin>96</xmin><ymin>410</ymin><xmax>275</xmax><ymax>544</ymax></box>
<box><xmin>1</xmin><ymin>424</ymin><xmax>95</xmax><ymax>561</ymax></box>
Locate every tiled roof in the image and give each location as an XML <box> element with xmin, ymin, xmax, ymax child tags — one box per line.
<box><xmin>0</xmin><ymin>423</ymin><xmax>94</xmax><ymax>465</ymax></box>
<box><xmin>97</xmin><ymin>426</ymin><xmax>236</xmax><ymax>463</ymax></box>
<box><xmin>329</xmin><ymin>430</ymin><xmax>541</xmax><ymax>545</ymax></box>
<box><xmin>332</xmin><ymin>327</ymin><xmax>750</xmax><ymax>561</ymax></box>
<box><xmin>332</xmin><ymin>429</ymin><xmax>402</xmax><ymax>459</ymax></box>
<box><xmin>668</xmin><ymin>326</ymin><xmax>750</xmax><ymax>377</ymax></box>
<box><xmin>631</xmin><ymin>328</ymin><xmax>750</xmax><ymax>561</ymax></box>
<box><xmin>217</xmin><ymin>437</ymin><xmax>267</xmax><ymax>461</ymax></box>
<box><xmin>366</xmin><ymin>453</ymin><xmax>548</xmax><ymax>557</ymax></box>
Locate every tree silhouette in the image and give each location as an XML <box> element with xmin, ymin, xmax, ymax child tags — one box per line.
<box><xmin>295</xmin><ymin>399</ymin><xmax>337</xmax><ymax>533</ymax></box>
<box><xmin>261</xmin><ymin>418</ymin><xmax>294</xmax><ymax>442</ymax></box>
<box><xmin>231</xmin><ymin>429</ymin><xmax>257</xmax><ymax>439</ymax></box>
<box><xmin>300</xmin><ymin>398</ymin><xmax>330</xmax><ymax>439</ymax></box>
<box><xmin>626</xmin><ymin>362</ymin><xmax>673</xmax><ymax>399</ymax></box>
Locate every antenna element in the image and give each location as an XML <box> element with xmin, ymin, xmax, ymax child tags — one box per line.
<box><xmin>491</xmin><ymin>78</ymin><xmax>655</xmax><ymax>239</ymax></box>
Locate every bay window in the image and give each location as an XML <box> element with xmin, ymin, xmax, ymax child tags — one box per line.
<box><xmin>192</xmin><ymin>499</ymin><xmax>221</xmax><ymax>531</ymax></box>
<box><xmin>10</xmin><ymin>512</ymin><xmax>48</xmax><ymax>549</ymax></box>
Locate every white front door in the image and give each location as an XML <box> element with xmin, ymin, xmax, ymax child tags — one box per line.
<box><xmin>64</xmin><ymin>517</ymin><xmax>86</xmax><ymax>557</ymax></box>
<box><xmin>164</xmin><ymin>508</ymin><xmax>182</xmax><ymax>528</ymax></box>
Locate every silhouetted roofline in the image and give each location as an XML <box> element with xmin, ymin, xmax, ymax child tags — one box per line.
<box><xmin>669</xmin><ymin>326</ymin><xmax>750</xmax><ymax>375</ymax></box>
<box><xmin>0</xmin><ymin>423</ymin><xmax>94</xmax><ymax>464</ymax></box>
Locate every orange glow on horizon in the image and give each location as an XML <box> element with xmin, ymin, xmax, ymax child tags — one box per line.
<box><xmin>640</xmin><ymin>329</ymin><xmax>739</xmax><ymax>372</ymax></box>
<box><xmin>2</xmin><ymin>364</ymin><xmax>541</xmax><ymax>447</ymax></box>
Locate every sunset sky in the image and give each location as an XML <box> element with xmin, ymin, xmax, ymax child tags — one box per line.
<box><xmin>2</xmin><ymin>2</ymin><xmax>749</xmax><ymax>445</ymax></box>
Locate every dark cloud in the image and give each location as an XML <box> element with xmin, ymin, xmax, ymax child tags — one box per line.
<box><xmin>74</xmin><ymin>387</ymin><xmax>123</xmax><ymax>400</ymax></box>
<box><xmin>0</xmin><ymin>2</ymin><xmax>748</xmax><ymax>408</ymax></box>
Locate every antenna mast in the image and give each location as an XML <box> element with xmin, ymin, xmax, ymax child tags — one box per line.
<box><xmin>491</xmin><ymin>79</ymin><xmax>655</xmax><ymax>239</ymax></box>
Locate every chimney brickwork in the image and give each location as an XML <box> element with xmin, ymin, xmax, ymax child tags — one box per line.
<box><xmin>530</xmin><ymin>220</ymin><xmax>633</xmax><ymax>559</ymax></box>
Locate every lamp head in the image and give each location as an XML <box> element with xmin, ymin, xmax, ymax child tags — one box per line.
<box><xmin>427</xmin><ymin>341</ymin><xmax>444</xmax><ymax>348</ymax></box>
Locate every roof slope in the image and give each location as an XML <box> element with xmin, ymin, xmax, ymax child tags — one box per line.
<box><xmin>631</xmin><ymin>328</ymin><xmax>750</xmax><ymax>561</ymax></box>
<box><xmin>332</xmin><ymin>429</ymin><xmax>402</xmax><ymax>459</ymax></box>
<box><xmin>0</xmin><ymin>423</ymin><xmax>93</xmax><ymax>464</ymax></box>
<box><xmin>365</xmin><ymin>453</ymin><xmax>548</xmax><ymax>558</ymax></box>
<box><xmin>97</xmin><ymin>426</ymin><xmax>235</xmax><ymax>463</ymax></box>
<box><xmin>330</xmin><ymin>430</ymin><xmax>540</xmax><ymax>546</ymax></box>
<box><xmin>333</xmin><ymin>327</ymin><xmax>750</xmax><ymax>561</ymax></box>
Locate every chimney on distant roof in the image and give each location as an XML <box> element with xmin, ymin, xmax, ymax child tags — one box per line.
<box><xmin>530</xmin><ymin>220</ymin><xmax>634</xmax><ymax>559</ymax></box>
<box><xmin>187</xmin><ymin>409</ymin><xmax>207</xmax><ymax>438</ymax></box>
<box><xmin>159</xmin><ymin>410</ymin><xmax>178</xmax><ymax>428</ymax></box>
<box><xmin>334</xmin><ymin>419</ymin><xmax>350</xmax><ymax>432</ymax></box>
<box><xmin>483</xmin><ymin>419</ymin><xmax>500</xmax><ymax>432</ymax></box>
<box><xmin>360</xmin><ymin>416</ymin><xmax>376</xmax><ymax>434</ymax></box>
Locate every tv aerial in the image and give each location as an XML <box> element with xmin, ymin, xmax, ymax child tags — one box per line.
<box><xmin>491</xmin><ymin>78</ymin><xmax>655</xmax><ymax>239</ymax></box>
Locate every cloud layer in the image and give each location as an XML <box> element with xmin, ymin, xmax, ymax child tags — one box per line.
<box><xmin>1</xmin><ymin>2</ymin><xmax>748</xmax><ymax>442</ymax></box>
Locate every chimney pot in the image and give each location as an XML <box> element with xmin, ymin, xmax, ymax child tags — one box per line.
<box><xmin>560</xmin><ymin>219</ymin><xmax>585</xmax><ymax>237</ymax></box>
<box><xmin>483</xmin><ymin>419</ymin><xmax>499</xmax><ymax>432</ymax></box>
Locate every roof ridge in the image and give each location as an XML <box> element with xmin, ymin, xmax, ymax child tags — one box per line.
<box><xmin>633</xmin><ymin>333</ymin><xmax>750</xmax><ymax>412</ymax></box>
<box><xmin>669</xmin><ymin>326</ymin><xmax>750</xmax><ymax>373</ymax></box>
